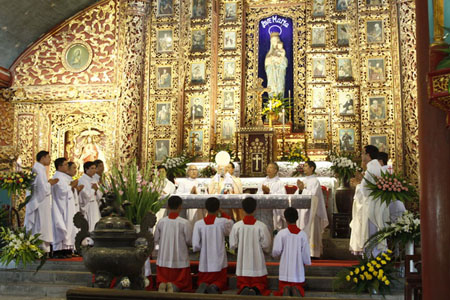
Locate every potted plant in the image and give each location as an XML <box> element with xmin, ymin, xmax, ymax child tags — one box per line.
<box><xmin>261</xmin><ymin>93</ymin><xmax>290</xmax><ymax>126</ymax></box>
<box><xmin>288</xmin><ymin>142</ymin><xmax>309</xmax><ymax>177</ymax></box>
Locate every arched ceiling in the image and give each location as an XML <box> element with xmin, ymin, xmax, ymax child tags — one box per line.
<box><xmin>0</xmin><ymin>0</ymin><xmax>99</xmax><ymax>69</ymax></box>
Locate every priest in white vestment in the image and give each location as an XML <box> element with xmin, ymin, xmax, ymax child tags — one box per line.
<box><xmin>256</xmin><ymin>162</ymin><xmax>286</xmax><ymax>233</ymax></box>
<box><xmin>51</xmin><ymin>158</ymin><xmax>77</xmax><ymax>257</ymax></box>
<box><xmin>295</xmin><ymin>161</ymin><xmax>329</xmax><ymax>258</ymax></box>
<box><xmin>175</xmin><ymin>165</ymin><xmax>207</xmax><ymax>224</ymax></box>
<box><xmin>78</xmin><ymin>162</ymin><xmax>100</xmax><ymax>232</ymax></box>
<box><xmin>92</xmin><ymin>159</ymin><xmax>104</xmax><ymax>203</ymax></box>
<box><xmin>349</xmin><ymin>166</ymin><xmax>367</xmax><ymax>255</ymax></box>
<box><xmin>25</xmin><ymin>151</ymin><xmax>58</xmax><ymax>254</ymax></box>
<box><xmin>208</xmin><ymin>163</ymin><xmax>242</xmax><ymax>194</ymax></box>
<box><xmin>67</xmin><ymin>162</ymin><xmax>83</xmax><ymax>213</ymax></box>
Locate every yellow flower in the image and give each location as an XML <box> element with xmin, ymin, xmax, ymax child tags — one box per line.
<box><xmin>350</xmin><ymin>271</ymin><xmax>354</xmax><ymax>276</ymax></box>
<box><xmin>367</xmin><ymin>262</ymin><xmax>372</xmax><ymax>267</ymax></box>
<box><xmin>353</xmin><ymin>278</ymin><xmax>358</xmax><ymax>283</ymax></box>
<box><xmin>366</xmin><ymin>274</ymin><xmax>373</xmax><ymax>280</ymax></box>
<box><xmin>346</xmin><ymin>275</ymin><xmax>351</xmax><ymax>281</ymax></box>
<box><xmin>386</xmin><ymin>257</ymin><xmax>391</xmax><ymax>261</ymax></box>
<box><xmin>361</xmin><ymin>266</ymin><xmax>365</xmax><ymax>271</ymax></box>
<box><xmin>387</xmin><ymin>249</ymin><xmax>392</xmax><ymax>254</ymax></box>
<box><xmin>360</xmin><ymin>274</ymin><xmax>365</xmax><ymax>280</ymax></box>
<box><xmin>371</xmin><ymin>260</ymin><xmax>377</xmax><ymax>265</ymax></box>
<box><xmin>385</xmin><ymin>280</ymin><xmax>390</xmax><ymax>285</ymax></box>
<box><xmin>376</xmin><ymin>257</ymin><xmax>381</xmax><ymax>261</ymax></box>
<box><xmin>19</xmin><ymin>178</ymin><xmax>23</xmax><ymax>183</ymax></box>
<box><xmin>355</xmin><ymin>268</ymin><xmax>360</xmax><ymax>274</ymax></box>
<box><xmin>376</xmin><ymin>264</ymin><xmax>381</xmax><ymax>269</ymax></box>
<box><xmin>378</xmin><ymin>269</ymin><xmax>384</xmax><ymax>275</ymax></box>
<box><xmin>381</xmin><ymin>260</ymin><xmax>387</xmax><ymax>265</ymax></box>
<box><xmin>382</xmin><ymin>276</ymin><xmax>387</xmax><ymax>281</ymax></box>
<box><xmin>373</xmin><ymin>271</ymin><xmax>378</xmax><ymax>276</ymax></box>
<box><xmin>378</xmin><ymin>274</ymin><xmax>383</xmax><ymax>280</ymax></box>
<box><xmin>369</xmin><ymin>267</ymin><xmax>374</xmax><ymax>272</ymax></box>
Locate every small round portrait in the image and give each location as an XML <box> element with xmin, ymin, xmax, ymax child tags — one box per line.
<box><xmin>62</xmin><ymin>42</ymin><xmax>93</xmax><ymax>72</ymax></box>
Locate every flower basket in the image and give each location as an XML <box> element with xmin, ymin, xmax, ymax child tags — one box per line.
<box><xmin>328</xmin><ymin>152</ymin><xmax>360</xmax><ymax>183</ymax></box>
<box><xmin>161</xmin><ymin>154</ymin><xmax>192</xmax><ymax>182</ymax></box>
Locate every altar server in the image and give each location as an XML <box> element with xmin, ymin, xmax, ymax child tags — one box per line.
<box><xmin>296</xmin><ymin>161</ymin><xmax>329</xmax><ymax>258</ymax></box>
<box><xmin>229</xmin><ymin>197</ymin><xmax>272</xmax><ymax>296</ymax></box>
<box><xmin>51</xmin><ymin>158</ymin><xmax>77</xmax><ymax>258</ymax></box>
<box><xmin>154</xmin><ymin>196</ymin><xmax>193</xmax><ymax>293</ymax></box>
<box><xmin>78</xmin><ymin>161</ymin><xmax>100</xmax><ymax>232</ymax></box>
<box><xmin>256</xmin><ymin>162</ymin><xmax>286</xmax><ymax>233</ymax></box>
<box><xmin>176</xmin><ymin>165</ymin><xmax>207</xmax><ymax>223</ymax></box>
<box><xmin>272</xmin><ymin>207</ymin><xmax>311</xmax><ymax>297</ymax></box>
<box><xmin>193</xmin><ymin>197</ymin><xmax>233</xmax><ymax>294</ymax></box>
<box><xmin>25</xmin><ymin>151</ymin><xmax>58</xmax><ymax>254</ymax></box>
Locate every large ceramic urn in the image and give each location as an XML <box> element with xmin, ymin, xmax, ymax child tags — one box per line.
<box><xmin>74</xmin><ymin>193</ymin><xmax>156</xmax><ymax>289</ymax></box>
<box><xmin>335</xmin><ymin>178</ymin><xmax>355</xmax><ymax>213</ymax></box>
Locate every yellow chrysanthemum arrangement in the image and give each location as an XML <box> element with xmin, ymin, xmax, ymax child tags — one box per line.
<box><xmin>334</xmin><ymin>249</ymin><xmax>397</xmax><ymax>295</ymax></box>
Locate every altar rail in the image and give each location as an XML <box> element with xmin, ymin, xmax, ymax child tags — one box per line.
<box><xmin>170</xmin><ymin>194</ymin><xmax>312</xmax><ymax>209</ymax></box>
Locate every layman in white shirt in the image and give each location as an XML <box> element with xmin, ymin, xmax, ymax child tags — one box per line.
<box><xmin>296</xmin><ymin>161</ymin><xmax>329</xmax><ymax>258</ymax></box>
<box><xmin>25</xmin><ymin>151</ymin><xmax>59</xmax><ymax>255</ymax></box>
<box><xmin>155</xmin><ymin>165</ymin><xmax>176</xmax><ymax>222</ymax></box>
<box><xmin>78</xmin><ymin>161</ymin><xmax>101</xmax><ymax>232</ymax></box>
<box><xmin>257</xmin><ymin>162</ymin><xmax>286</xmax><ymax>233</ymax></box>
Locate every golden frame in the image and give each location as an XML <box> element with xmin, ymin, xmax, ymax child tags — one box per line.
<box><xmin>156</xmin><ymin>0</ymin><xmax>174</xmax><ymax>17</ymax></box>
<box><xmin>336</xmin><ymin>57</ymin><xmax>353</xmax><ymax>81</ymax></box>
<box><xmin>224</xmin><ymin>2</ymin><xmax>238</xmax><ymax>22</ymax></box>
<box><xmin>369</xmin><ymin>134</ymin><xmax>389</xmax><ymax>153</ymax></box>
<box><xmin>223</xmin><ymin>59</ymin><xmax>236</xmax><ymax>80</ymax></box>
<box><xmin>155</xmin><ymin>139</ymin><xmax>170</xmax><ymax>162</ymax></box>
<box><xmin>191</xmin><ymin>28</ymin><xmax>207</xmax><ymax>53</ymax></box>
<box><xmin>156</xmin><ymin>65</ymin><xmax>172</xmax><ymax>89</ymax></box>
<box><xmin>221</xmin><ymin>119</ymin><xmax>235</xmax><ymax>141</ymax></box>
<box><xmin>336</xmin><ymin>23</ymin><xmax>350</xmax><ymax>47</ymax></box>
<box><xmin>222</xmin><ymin>90</ymin><xmax>235</xmax><ymax>110</ymax></box>
<box><xmin>368</xmin><ymin>96</ymin><xmax>387</xmax><ymax>121</ymax></box>
<box><xmin>190</xmin><ymin>61</ymin><xmax>206</xmax><ymax>85</ymax></box>
<box><xmin>367</xmin><ymin>57</ymin><xmax>385</xmax><ymax>82</ymax></box>
<box><xmin>156</xmin><ymin>29</ymin><xmax>174</xmax><ymax>53</ymax></box>
<box><xmin>155</xmin><ymin>102</ymin><xmax>171</xmax><ymax>126</ymax></box>
<box><xmin>188</xmin><ymin>129</ymin><xmax>205</xmax><ymax>153</ymax></box>
<box><xmin>61</xmin><ymin>41</ymin><xmax>93</xmax><ymax>73</ymax></box>
<box><xmin>311</xmin><ymin>26</ymin><xmax>326</xmax><ymax>47</ymax></box>
<box><xmin>338</xmin><ymin>127</ymin><xmax>356</xmax><ymax>152</ymax></box>
<box><xmin>223</xmin><ymin>30</ymin><xmax>237</xmax><ymax>50</ymax></box>
<box><xmin>366</xmin><ymin>19</ymin><xmax>384</xmax><ymax>44</ymax></box>
<box><xmin>312</xmin><ymin>118</ymin><xmax>328</xmax><ymax>141</ymax></box>
<box><xmin>190</xmin><ymin>94</ymin><xmax>205</xmax><ymax>120</ymax></box>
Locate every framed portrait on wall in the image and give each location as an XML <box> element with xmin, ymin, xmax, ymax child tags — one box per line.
<box><xmin>157</xmin><ymin>29</ymin><xmax>173</xmax><ymax>52</ymax></box>
<box><xmin>313</xmin><ymin>119</ymin><xmax>327</xmax><ymax>140</ymax></box>
<box><xmin>189</xmin><ymin>130</ymin><xmax>204</xmax><ymax>153</ymax></box>
<box><xmin>192</xmin><ymin>0</ymin><xmax>206</xmax><ymax>18</ymax></box>
<box><xmin>222</xmin><ymin>120</ymin><xmax>235</xmax><ymax>140</ymax></box>
<box><xmin>370</xmin><ymin>134</ymin><xmax>388</xmax><ymax>153</ymax></box>
<box><xmin>368</xmin><ymin>96</ymin><xmax>386</xmax><ymax>120</ymax></box>
<box><xmin>311</xmin><ymin>27</ymin><xmax>326</xmax><ymax>47</ymax></box>
<box><xmin>156</xmin><ymin>102</ymin><xmax>171</xmax><ymax>125</ymax></box>
<box><xmin>156</xmin><ymin>66</ymin><xmax>172</xmax><ymax>89</ymax></box>
<box><xmin>223</xmin><ymin>60</ymin><xmax>236</xmax><ymax>80</ymax></box>
<box><xmin>312</xmin><ymin>58</ymin><xmax>326</xmax><ymax>77</ymax></box>
<box><xmin>224</xmin><ymin>31</ymin><xmax>236</xmax><ymax>50</ymax></box>
<box><xmin>155</xmin><ymin>139</ymin><xmax>170</xmax><ymax>162</ymax></box>
<box><xmin>191</xmin><ymin>29</ymin><xmax>206</xmax><ymax>52</ymax></box>
<box><xmin>339</xmin><ymin>128</ymin><xmax>355</xmax><ymax>151</ymax></box>
<box><xmin>337</xmin><ymin>58</ymin><xmax>353</xmax><ymax>80</ymax></box>
<box><xmin>224</xmin><ymin>2</ymin><xmax>237</xmax><ymax>22</ymax></box>
<box><xmin>223</xmin><ymin>91</ymin><xmax>235</xmax><ymax>109</ymax></box>
<box><xmin>62</xmin><ymin>41</ymin><xmax>93</xmax><ymax>73</ymax></box>
<box><xmin>367</xmin><ymin>58</ymin><xmax>385</xmax><ymax>81</ymax></box>
<box><xmin>312</xmin><ymin>87</ymin><xmax>326</xmax><ymax>108</ymax></box>
<box><xmin>157</xmin><ymin>0</ymin><xmax>173</xmax><ymax>17</ymax></box>
<box><xmin>312</xmin><ymin>0</ymin><xmax>325</xmax><ymax>17</ymax></box>
<box><xmin>191</xmin><ymin>62</ymin><xmax>206</xmax><ymax>84</ymax></box>
<box><xmin>190</xmin><ymin>95</ymin><xmax>204</xmax><ymax>119</ymax></box>
<box><xmin>338</xmin><ymin>91</ymin><xmax>355</xmax><ymax>115</ymax></box>
<box><xmin>366</xmin><ymin>20</ymin><xmax>383</xmax><ymax>43</ymax></box>
<box><xmin>337</xmin><ymin>24</ymin><xmax>350</xmax><ymax>46</ymax></box>
<box><xmin>336</xmin><ymin>0</ymin><xmax>350</xmax><ymax>11</ymax></box>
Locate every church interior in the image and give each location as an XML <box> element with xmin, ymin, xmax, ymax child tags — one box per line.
<box><xmin>0</xmin><ymin>0</ymin><xmax>449</xmax><ymax>299</ymax></box>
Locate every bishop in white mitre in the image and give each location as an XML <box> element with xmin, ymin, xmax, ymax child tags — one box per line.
<box><xmin>296</xmin><ymin>161</ymin><xmax>329</xmax><ymax>258</ymax></box>
<box><xmin>256</xmin><ymin>162</ymin><xmax>286</xmax><ymax>234</ymax></box>
<box><xmin>24</xmin><ymin>151</ymin><xmax>57</xmax><ymax>253</ymax></box>
<box><xmin>78</xmin><ymin>162</ymin><xmax>101</xmax><ymax>232</ymax></box>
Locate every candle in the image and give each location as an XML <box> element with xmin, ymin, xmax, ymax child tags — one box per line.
<box><xmin>282</xmin><ymin>108</ymin><xmax>285</xmax><ymax>126</ymax></box>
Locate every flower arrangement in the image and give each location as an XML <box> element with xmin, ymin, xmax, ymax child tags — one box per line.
<box><xmin>287</xmin><ymin>142</ymin><xmax>308</xmax><ymax>164</ymax></box>
<box><xmin>0</xmin><ymin>227</ymin><xmax>45</xmax><ymax>269</ymax></box>
<box><xmin>329</xmin><ymin>151</ymin><xmax>360</xmax><ymax>183</ymax></box>
<box><xmin>365</xmin><ymin>171</ymin><xmax>418</xmax><ymax>206</ymax></box>
<box><xmin>261</xmin><ymin>93</ymin><xmax>290</xmax><ymax>117</ymax></box>
<box><xmin>200</xmin><ymin>165</ymin><xmax>217</xmax><ymax>178</ymax></box>
<box><xmin>0</xmin><ymin>170</ymin><xmax>35</xmax><ymax>197</ymax></box>
<box><xmin>161</xmin><ymin>154</ymin><xmax>192</xmax><ymax>182</ymax></box>
<box><xmin>100</xmin><ymin>160</ymin><xmax>167</xmax><ymax>225</ymax></box>
<box><xmin>334</xmin><ymin>249</ymin><xmax>397</xmax><ymax>296</ymax></box>
<box><xmin>364</xmin><ymin>211</ymin><xmax>420</xmax><ymax>255</ymax></box>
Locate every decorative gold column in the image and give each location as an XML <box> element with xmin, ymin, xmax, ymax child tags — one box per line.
<box><xmin>117</xmin><ymin>0</ymin><xmax>150</xmax><ymax>164</ymax></box>
<box><xmin>432</xmin><ymin>0</ymin><xmax>445</xmax><ymax>44</ymax></box>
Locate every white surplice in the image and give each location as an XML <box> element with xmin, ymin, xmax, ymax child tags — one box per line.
<box><xmin>175</xmin><ymin>177</ymin><xmax>207</xmax><ymax>224</ymax></box>
<box><xmin>296</xmin><ymin>175</ymin><xmax>329</xmax><ymax>257</ymax></box>
<box><xmin>349</xmin><ymin>183</ymin><xmax>367</xmax><ymax>254</ymax></box>
<box><xmin>91</xmin><ymin>173</ymin><xmax>103</xmax><ymax>203</ymax></box>
<box><xmin>272</xmin><ymin>228</ymin><xmax>311</xmax><ymax>283</ymax></box>
<box><xmin>24</xmin><ymin>162</ymin><xmax>53</xmax><ymax>251</ymax></box>
<box><xmin>154</xmin><ymin>215</ymin><xmax>192</xmax><ymax>268</ymax></box>
<box><xmin>155</xmin><ymin>179</ymin><xmax>177</xmax><ymax>222</ymax></box>
<box><xmin>256</xmin><ymin>176</ymin><xmax>286</xmax><ymax>233</ymax></box>
<box><xmin>192</xmin><ymin>216</ymin><xmax>234</xmax><ymax>272</ymax></box>
<box><xmin>78</xmin><ymin>174</ymin><xmax>100</xmax><ymax>232</ymax></box>
<box><xmin>51</xmin><ymin>171</ymin><xmax>77</xmax><ymax>250</ymax></box>
<box><xmin>229</xmin><ymin>220</ymin><xmax>271</xmax><ymax>277</ymax></box>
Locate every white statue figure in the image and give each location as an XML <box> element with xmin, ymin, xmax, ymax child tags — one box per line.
<box><xmin>265</xmin><ymin>32</ymin><xmax>288</xmax><ymax>98</ymax></box>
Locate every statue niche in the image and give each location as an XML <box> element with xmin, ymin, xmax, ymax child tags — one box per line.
<box><xmin>65</xmin><ymin>128</ymin><xmax>106</xmax><ymax>171</ymax></box>
<box><xmin>265</xmin><ymin>32</ymin><xmax>288</xmax><ymax>98</ymax></box>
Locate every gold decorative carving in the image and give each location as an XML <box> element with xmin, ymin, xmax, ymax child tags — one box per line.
<box><xmin>0</xmin><ymin>100</ymin><xmax>14</xmax><ymax>146</ymax></box>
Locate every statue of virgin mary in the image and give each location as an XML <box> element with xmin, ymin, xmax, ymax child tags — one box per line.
<box><xmin>265</xmin><ymin>32</ymin><xmax>288</xmax><ymax>97</ymax></box>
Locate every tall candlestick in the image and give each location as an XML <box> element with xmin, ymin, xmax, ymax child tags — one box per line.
<box><xmin>192</xmin><ymin>106</ymin><xmax>195</xmax><ymax>130</ymax></box>
<box><xmin>288</xmin><ymin>90</ymin><xmax>291</xmax><ymax>123</ymax></box>
<box><xmin>282</xmin><ymin>108</ymin><xmax>285</xmax><ymax>126</ymax></box>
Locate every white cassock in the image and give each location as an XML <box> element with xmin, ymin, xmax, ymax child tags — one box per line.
<box><xmin>51</xmin><ymin>171</ymin><xmax>77</xmax><ymax>251</ymax></box>
<box><xmin>296</xmin><ymin>175</ymin><xmax>329</xmax><ymax>257</ymax></box>
<box><xmin>24</xmin><ymin>162</ymin><xmax>53</xmax><ymax>252</ymax></box>
<box><xmin>175</xmin><ymin>177</ymin><xmax>207</xmax><ymax>224</ymax></box>
<box><xmin>92</xmin><ymin>173</ymin><xmax>103</xmax><ymax>203</ymax></box>
<box><xmin>229</xmin><ymin>220</ymin><xmax>271</xmax><ymax>276</ymax></box>
<box><xmin>257</xmin><ymin>176</ymin><xmax>286</xmax><ymax>233</ymax></box>
<box><xmin>78</xmin><ymin>174</ymin><xmax>100</xmax><ymax>232</ymax></box>
<box><xmin>192</xmin><ymin>216</ymin><xmax>234</xmax><ymax>272</ymax></box>
<box><xmin>154</xmin><ymin>216</ymin><xmax>192</xmax><ymax>268</ymax></box>
<box><xmin>272</xmin><ymin>228</ymin><xmax>311</xmax><ymax>283</ymax></box>
<box><xmin>362</xmin><ymin>159</ymin><xmax>390</xmax><ymax>257</ymax></box>
<box><xmin>155</xmin><ymin>179</ymin><xmax>177</xmax><ymax>222</ymax></box>
<box><xmin>349</xmin><ymin>183</ymin><xmax>367</xmax><ymax>254</ymax></box>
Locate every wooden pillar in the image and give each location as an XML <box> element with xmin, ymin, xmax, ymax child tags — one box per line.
<box><xmin>416</xmin><ymin>0</ymin><xmax>450</xmax><ymax>299</ymax></box>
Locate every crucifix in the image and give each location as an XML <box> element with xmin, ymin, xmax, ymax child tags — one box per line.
<box><xmin>248</xmin><ymin>78</ymin><xmax>271</xmax><ymax>126</ymax></box>
<box><xmin>252</xmin><ymin>153</ymin><xmax>263</xmax><ymax>172</ymax></box>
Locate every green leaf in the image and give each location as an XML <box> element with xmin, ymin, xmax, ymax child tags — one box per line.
<box><xmin>436</xmin><ymin>58</ymin><xmax>450</xmax><ymax>70</ymax></box>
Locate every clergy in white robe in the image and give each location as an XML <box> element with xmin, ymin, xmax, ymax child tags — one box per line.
<box><xmin>175</xmin><ymin>165</ymin><xmax>207</xmax><ymax>224</ymax></box>
<box><xmin>154</xmin><ymin>196</ymin><xmax>193</xmax><ymax>292</ymax></box>
<box><xmin>272</xmin><ymin>207</ymin><xmax>311</xmax><ymax>297</ymax></box>
<box><xmin>295</xmin><ymin>161</ymin><xmax>329</xmax><ymax>258</ymax></box>
<box><xmin>78</xmin><ymin>162</ymin><xmax>100</xmax><ymax>232</ymax></box>
<box><xmin>92</xmin><ymin>160</ymin><xmax>104</xmax><ymax>203</ymax></box>
<box><xmin>229</xmin><ymin>197</ymin><xmax>272</xmax><ymax>296</ymax></box>
<box><xmin>24</xmin><ymin>151</ymin><xmax>57</xmax><ymax>253</ymax></box>
<box><xmin>349</xmin><ymin>182</ymin><xmax>367</xmax><ymax>255</ymax></box>
<box><xmin>155</xmin><ymin>165</ymin><xmax>176</xmax><ymax>225</ymax></box>
<box><xmin>361</xmin><ymin>145</ymin><xmax>390</xmax><ymax>257</ymax></box>
<box><xmin>51</xmin><ymin>158</ymin><xmax>77</xmax><ymax>255</ymax></box>
<box><xmin>192</xmin><ymin>197</ymin><xmax>234</xmax><ymax>292</ymax></box>
<box><xmin>67</xmin><ymin>161</ymin><xmax>82</xmax><ymax>213</ymax></box>
<box><xmin>256</xmin><ymin>162</ymin><xmax>286</xmax><ymax>233</ymax></box>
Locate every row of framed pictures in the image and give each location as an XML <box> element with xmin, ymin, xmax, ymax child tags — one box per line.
<box><xmin>310</xmin><ymin>20</ymin><xmax>384</xmax><ymax>47</ymax></box>
<box><xmin>311</xmin><ymin>56</ymin><xmax>386</xmax><ymax>82</ymax></box>
<box><xmin>156</xmin><ymin>0</ymin><xmax>238</xmax><ymax>21</ymax></box>
<box><xmin>312</xmin><ymin>0</ymin><xmax>386</xmax><ymax>17</ymax></box>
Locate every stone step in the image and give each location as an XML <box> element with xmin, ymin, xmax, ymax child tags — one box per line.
<box><xmin>24</xmin><ymin>260</ymin><xmax>87</xmax><ymax>272</ymax></box>
<box><xmin>0</xmin><ymin>269</ymin><xmax>92</xmax><ymax>285</ymax></box>
<box><xmin>0</xmin><ymin>282</ymin><xmax>84</xmax><ymax>298</ymax></box>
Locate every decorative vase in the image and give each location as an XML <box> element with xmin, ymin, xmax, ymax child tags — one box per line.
<box><xmin>335</xmin><ymin>178</ymin><xmax>355</xmax><ymax>214</ymax></box>
<box><xmin>268</xmin><ymin>112</ymin><xmax>279</xmax><ymax>127</ymax></box>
